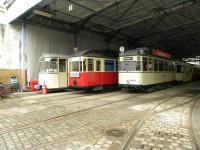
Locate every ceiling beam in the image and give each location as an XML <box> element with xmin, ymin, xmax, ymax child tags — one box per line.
<box><xmin>36</xmin><ymin>6</ymin><xmax>139</xmax><ymax>43</ymax></box>
<box><xmin>118</xmin><ymin>0</ymin><xmax>138</xmax><ymax>19</ymax></box>
<box><xmin>64</xmin><ymin>0</ymin><xmax>118</xmax><ymax>22</ymax></box>
<box><xmin>115</xmin><ymin>0</ymin><xmax>199</xmax><ymax>31</ymax></box>
<box><xmin>135</xmin><ymin>19</ymin><xmax>200</xmax><ymax>39</ymax></box>
<box><xmin>77</xmin><ymin>0</ymin><xmax>126</xmax><ymax>27</ymax></box>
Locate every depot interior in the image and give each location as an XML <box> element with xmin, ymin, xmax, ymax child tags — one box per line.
<box><xmin>0</xmin><ymin>0</ymin><xmax>200</xmax><ymax>91</ymax></box>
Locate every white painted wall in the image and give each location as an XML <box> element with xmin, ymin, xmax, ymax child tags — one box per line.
<box><xmin>26</xmin><ymin>25</ymin><xmax>108</xmax><ymax>80</ymax></box>
<box><xmin>0</xmin><ymin>24</ymin><xmax>21</xmax><ymax>69</ymax></box>
<box><xmin>77</xmin><ymin>30</ymin><xmax>107</xmax><ymax>50</ymax></box>
<box><xmin>26</xmin><ymin>25</ymin><xmax>74</xmax><ymax>80</ymax></box>
<box><xmin>0</xmin><ymin>23</ymin><xmax>109</xmax><ymax>80</ymax></box>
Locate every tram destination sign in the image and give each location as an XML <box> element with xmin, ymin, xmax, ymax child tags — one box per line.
<box><xmin>152</xmin><ymin>49</ymin><xmax>171</xmax><ymax>59</ymax></box>
<box><xmin>123</xmin><ymin>57</ymin><xmax>133</xmax><ymax>60</ymax></box>
<box><xmin>70</xmin><ymin>72</ymin><xmax>80</xmax><ymax>77</ymax></box>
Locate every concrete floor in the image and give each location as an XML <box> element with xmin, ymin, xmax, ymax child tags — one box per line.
<box><xmin>0</xmin><ymin>82</ymin><xmax>200</xmax><ymax>150</ymax></box>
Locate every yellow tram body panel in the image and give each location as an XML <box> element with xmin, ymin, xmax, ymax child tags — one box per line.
<box><xmin>119</xmin><ymin>72</ymin><xmax>175</xmax><ymax>86</ymax></box>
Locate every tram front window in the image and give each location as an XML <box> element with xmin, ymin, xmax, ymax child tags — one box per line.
<box><xmin>59</xmin><ymin>59</ymin><xmax>66</xmax><ymax>72</ymax></box>
<box><xmin>40</xmin><ymin>59</ymin><xmax>58</xmax><ymax>73</ymax></box>
<box><xmin>71</xmin><ymin>61</ymin><xmax>86</xmax><ymax>72</ymax></box>
<box><xmin>119</xmin><ymin>61</ymin><xmax>140</xmax><ymax>71</ymax></box>
<box><xmin>72</xmin><ymin>62</ymin><xmax>80</xmax><ymax>72</ymax></box>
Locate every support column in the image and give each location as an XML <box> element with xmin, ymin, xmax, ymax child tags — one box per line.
<box><xmin>19</xmin><ymin>21</ymin><xmax>27</xmax><ymax>92</ymax></box>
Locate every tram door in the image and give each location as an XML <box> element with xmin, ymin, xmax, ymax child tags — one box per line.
<box><xmin>59</xmin><ymin>59</ymin><xmax>68</xmax><ymax>87</ymax></box>
<box><xmin>95</xmin><ymin>59</ymin><xmax>102</xmax><ymax>85</ymax></box>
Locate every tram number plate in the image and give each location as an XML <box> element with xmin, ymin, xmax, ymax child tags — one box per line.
<box><xmin>70</xmin><ymin>72</ymin><xmax>80</xmax><ymax>77</ymax></box>
<box><xmin>124</xmin><ymin>57</ymin><xmax>133</xmax><ymax>60</ymax></box>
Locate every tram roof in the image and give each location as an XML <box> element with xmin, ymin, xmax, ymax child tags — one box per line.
<box><xmin>119</xmin><ymin>47</ymin><xmax>150</xmax><ymax>56</ymax></box>
<box><xmin>40</xmin><ymin>53</ymin><xmax>69</xmax><ymax>59</ymax></box>
<box><xmin>73</xmin><ymin>50</ymin><xmax>119</xmax><ymax>58</ymax></box>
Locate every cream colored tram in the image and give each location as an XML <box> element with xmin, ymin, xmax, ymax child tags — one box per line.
<box><xmin>39</xmin><ymin>54</ymin><xmax>68</xmax><ymax>89</ymax></box>
<box><xmin>175</xmin><ymin>61</ymin><xmax>192</xmax><ymax>82</ymax></box>
<box><xmin>118</xmin><ymin>48</ymin><xmax>175</xmax><ymax>90</ymax></box>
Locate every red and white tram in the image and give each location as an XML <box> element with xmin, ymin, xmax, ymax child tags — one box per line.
<box><xmin>68</xmin><ymin>50</ymin><xmax>118</xmax><ymax>90</ymax></box>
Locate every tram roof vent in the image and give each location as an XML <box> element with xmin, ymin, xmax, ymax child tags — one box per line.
<box><xmin>73</xmin><ymin>50</ymin><xmax>119</xmax><ymax>58</ymax></box>
<box><xmin>120</xmin><ymin>47</ymin><xmax>150</xmax><ymax>56</ymax></box>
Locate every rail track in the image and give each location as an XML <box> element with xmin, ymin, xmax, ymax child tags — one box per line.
<box><xmin>0</xmin><ymin>84</ymin><xmax>196</xmax><ymax>135</ymax></box>
<box><xmin>0</xmin><ymin>93</ymin><xmax>145</xmax><ymax>135</ymax></box>
<box><xmin>121</xmin><ymin>94</ymin><xmax>200</xmax><ymax>150</ymax></box>
<box><xmin>0</xmin><ymin>90</ymin><xmax>124</xmax><ymax>107</ymax></box>
<box><xmin>0</xmin><ymin>83</ymin><xmax>197</xmax><ymax>150</ymax></box>
<box><xmin>189</xmin><ymin>99</ymin><xmax>200</xmax><ymax>150</ymax></box>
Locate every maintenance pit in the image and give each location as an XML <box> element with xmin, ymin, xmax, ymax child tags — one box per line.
<box><xmin>0</xmin><ymin>82</ymin><xmax>199</xmax><ymax>150</ymax></box>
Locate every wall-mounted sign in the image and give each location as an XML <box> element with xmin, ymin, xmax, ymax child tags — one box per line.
<box><xmin>152</xmin><ymin>49</ymin><xmax>171</xmax><ymax>59</ymax></box>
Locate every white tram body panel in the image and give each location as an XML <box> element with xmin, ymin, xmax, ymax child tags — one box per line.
<box><xmin>39</xmin><ymin>73</ymin><xmax>60</xmax><ymax>89</ymax></box>
<box><xmin>39</xmin><ymin>54</ymin><xmax>68</xmax><ymax>89</ymax></box>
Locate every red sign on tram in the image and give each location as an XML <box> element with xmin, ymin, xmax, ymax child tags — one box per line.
<box><xmin>152</xmin><ymin>49</ymin><xmax>171</xmax><ymax>59</ymax></box>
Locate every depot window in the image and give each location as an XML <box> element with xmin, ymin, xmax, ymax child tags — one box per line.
<box><xmin>105</xmin><ymin>60</ymin><xmax>115</xmax><ymax>71</ymax></box>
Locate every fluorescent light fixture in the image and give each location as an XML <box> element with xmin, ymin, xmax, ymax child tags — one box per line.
<box><xmin>33</xmin><ymin>9</ymin><xmax>53</xmax><ymax>18</ymax></box>
<box><xmin>69</xmin><ymin>4</ymin><xmax>73</xmax><ymax>11</ymax></box>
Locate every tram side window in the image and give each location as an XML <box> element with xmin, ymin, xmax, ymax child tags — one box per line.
<box><xmin>181</xmin><ymin>66</ymin><xmax>185</xmax><ymax>73</ymax></box>
<box><xmin>170</xmin><ymin>62</ymin><xmax>174</xmax><ymax>72</ymax></box>
<box><xmin>165</xmin><ymin>61</ymin><xmax>168</xmax><ymax>71</ymax></box>
<box><xmin>169</xmin><ymin>62</ymin><xmax>171</xmax><ymax>72</ymax></box>
<box><xmin>105</xmin><ymin>60</ymin><xmax>114</xmax><ymax>71</ymax></box>
<box><xmin>88</xmin><ymin>59</ymin><xmax>94</xmax><ymax>71</ymax></box>
<box><xmin>143</xmin><ymin>57</ymin><xmax>148</xmax><ymax>71</ymax></box>
<box><xmin>49</xmin><ymin>59</ymin><xmax>58</xmax><ymax>72</ymax></box>
<box><xmin>176</xmin><ymin>65</ymin><xmax>182</xmax><ymax>73</ymax></box>
<box><xmin>136</xmin><ymin>61</ymin><xmax>141</xmax><ymax>71</ymax></box>
<box><xmin>154</xmin><ymin>59</ymin><xmax>159</xmax><ymax>71</ymax></box>
<box><xmin>148</xmin><ymin>58</ymin><xmax>153</xmax><ymax>71</ymax></box>
<box><xmin>40</xmin><ymin>59</ymin><xmax>58</xmax><ymax>73</ymax></box>
<box><xmin>159</xmin><ymin>60</ymin><xmax>163</xmax><ymax>71</ymax></box>
<box><xmin>172</xmin><ymin>63</ymin><xmax>175</xmax><ymax>72</ymax></box>
<box><xmin>115</xmin><ymin>61</ymin><xmax>118</xmax><ymax>71</ymax></box>
<box><xmin>80</xmin><ymin>61</ymin><xmax>82</xmax><ymax>71</ymax></box>
<box><xmin>39</xmin><ymin>61</ymin><xmax>45</xmax><ymax>72</ymax></box>
<box><xmin>119</xmin><ymin>61</ymin><xmax>140</xmax><ymax>71</ymax></box>
<box><xmin>68</xmin><ymin>62</ymin><xmax>72</xmax><ymax>72</ymax></box>
<box><xmin>59</xmin><ymin>59</ymin><xmax>66</xmax><ymax>72</ymax></box>
<box><xmin>96</xmin><ymin>60</ymin><xmax>101</xmax><ymax>71</ymax></box>
<box><xmin>83</xmin><ymin>60</ymin><xmax>86</xmax><ymax>72</ymax></box>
